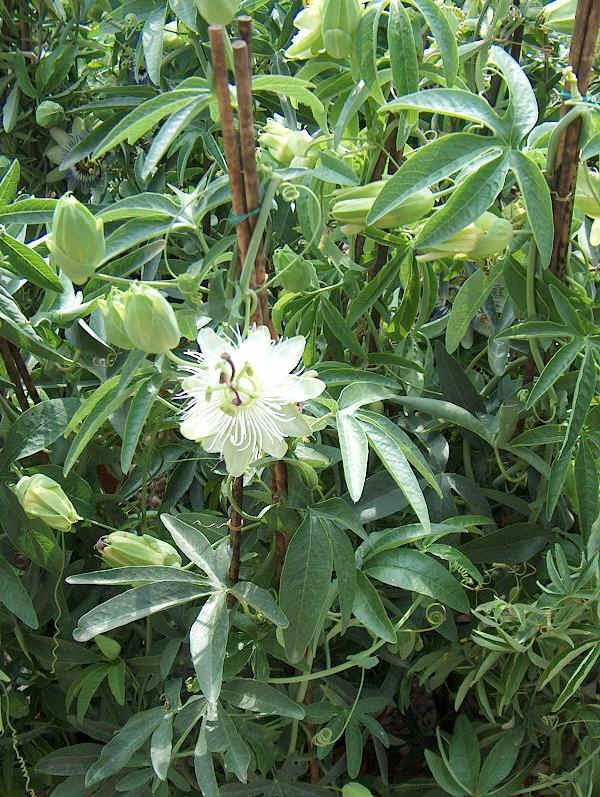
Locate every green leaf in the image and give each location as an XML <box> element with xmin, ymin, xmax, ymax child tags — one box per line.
<box><xmin>334</xmin><ymin>80</ymin><xmax>370</xmax><ymax>149</ymax></box>
<box><xmin>64</xmin><ymin>350</ymin><xmax>147</xmax><ymax>475</ymax></box>
<box><xmin>357</xmin><ymin>412</ymin><xmax>432</xmax><ymax>531</ymax></box>
<box><xmin>446</xmin><ymin>260</ymin><xmax>503</xmax><ymax>354</ymax></box>
<box><xmin>194</xmin><ymin>718</ymin><xmax>218</xmax><ymax>797</ymax></box>
<box><xmin>161</xmin><ymin>513</ymin><xmax>222</xmax><ymax>586</ymax></box>
<box><xmin>357</xmin><ymin>1</ymin><xmax>385</xmax><ymax>104</ymax></box>
<box><xmin>391</xmin><ymin>253</ymin><xmax>420</xmax><ymax>338</ymax></box>
<box><xmin>368</xmin><ymin>135</ymin><xmax>502</xmax><ymax>226</ymax></box>
<box><xmin>252</xmin><ymin>75</ymin><xmax>326</xmax><ymax>129</ymax></box>
<box><xmin>408</xmin><ymin>0</ymin><xmax>458</xmax><ymax>87</ymax></box>
<box><xmin>324</xmin><ymin>523</ymin><xmax>357</xmax><ymax>632</ymax></box>
<box><xmin>66</xmin><ymin>566</ymin><xmax>205</xmax><ymax>586</ymax></box>
<box><xmin>142</xmin><ymin>4</ymin><xmax>166</xmax><ymax>86</ymax></box>
<box><xmin>150</xmin><ymin>715</ymin><xmax>173</xmax><ymax>781</ymax></box>
<box><xmin>93</xmin><ymin>89</ymin><xmax>209</xmax><ymax>158</ymax></box>
<box><xmin>0</xmin><ymin>286</ymin><xmax>71</xmax><ymax>365</ymax></box>
<box><xmin>346</xmin><ymin>249</ymin><xmax>406</xmax><ymax>325</ymax></box>
<box><xmin>2</xmin><ymin>397</ymin><xmax>80</xmax><ymax>464</ymax></box>
<box><xmin>460</xmin><ymin>523</ymin><xmax>549</xmax><ymax>563</ymax></box>
<box><xmin>73</xmin><ymin>582</ymin><xmax>209</xmax><ymax>641</ymax></box>
<box><xmin>575</xmin><ymin>439</ymin><xmax>598</xmax><ymax>539</ymax></box>
<box><xmin>230</xmin><ymin>582</ymin><xmax>289</xmax><ymax>628</ymax></box>
<box><xmin>121</xmin><ymin>374</ymin><xmax>162</xmax><ymax>473</ymax></box>
<box><xmin>85</xmin><ymin>707</ymin><xmax>166</xmax><ymax>787</ymax></box>
<box><xmin>383</xmin><ymin>89</ymin><xmax>508</xmax><ymax>137</ymax></box>
<box><xmin>425</xmin><ymin>750</ymin><xmax>466</xmax><ymax>797</ymax></box>
<box><xmin>320</xmin><ymin>296</ymin><xmax>363</xmax><ymax>356</ymax></box>
<box><xmin>35</xmin><ymin>744</ymin><xmax>102</xmax><ymax>776</ymax></box>
<box><xmin>435</xmin><ymin>341</ymin><xmax>486</xmax><ymax>415</ymax></box>
<box><xmin>279</xmin><ymin>514</ymin><xmax>333</xmax><ymax>663</ymax></box>
<box><xmin>364</xmin><ymin>548</ymin><xmax>469</xmax><ymax>612</ymax></box>
<box><xmin>558</xmin><ymin>343</ymin><xmax>596</xmax><ymax>459</ymax></box>
<box><xmin>76</xmin><ymin>665</ymin><xmax>108</xmax><ymax>722</ymax></box>
<box><xmin>497</xmin><ymin>320</ymin><xmax>573</xmax><ymax>340</ymax></box>
<box><xmin>0</xmin><ymin>232</ymin><xmax>63</xmax><ymax>292</ymax></box>
<box><xmin>388</xmin><ymin>0</ymin><xmax>418</xmax><ymax>96</ymax></box>
<box><xmin>338</xmin><ymin>383</ymin><xmax>396</xmax><ymax>414</ymax></box>
<box><xmin>0</xmin><ymin>159</ymin><xmax>19</xmax><ymax>205</ymax></box>
<box><xmin>190</xmin><ymin>591</ymin><xmax>229</xmax><ymax>704</ymax></box>
<box><xmin>449</xmin><ymin>715</ymin><xmax>480</xmax><ymax>794</ymax></box>
<box><xmin>142</xmin><ymin>99</ymin><xmax>207</xmax><ymax>179</ymax></box>
<box><xmin>352</xmin><ymin>572</ymin><xmax>396</xmax><ymax>642</ymax></box>
<box><xmin>0</xmin><ymin>555</ymin><xmax>38</xmax><ymax>628</ymax></box>
<box><xmin>336</xmin><ymin>412</ymin><xmax>369</xmax><ymax>503</ymax></box>
<box><xmin>510</xmin><ymin>150</ymin><xmax>553</xmax><ymax>266</ymax></box>
<box><xmin>489</xmin><ymin>46</ymin><xmax>538</xmax><ymax>141</ymax></box>
<box><xmin>416</xmin><ymin>153</ymin><xmax>509</xmax><ymax>250</ymax></box>
<box><xmin>477</xmin><ymin>727</ymin><xmax>524</xmax><ymax>793</ymax></box>
<box><xmin>396</xmin><ymin>395</ymin><xmax>491</xmax><ymax>442</ymax></box>
<box><xmin>3</xmin><ymin>84</ymin><xmax>19</xmax><ymax>133</ymax></box>
<box><xmin>222</xmin><ymin>679</ymin><xmax>305</xmax><ymax>720</ymax></box>
<box><xmin>526</xmin><ymin>338</ymin><xmax>583</xmax><ymax>409</ymax></box>
<box><xmin>214</xmin><ymin>706</ymin><xmax>250</xmax><ymax>783</ymax></box>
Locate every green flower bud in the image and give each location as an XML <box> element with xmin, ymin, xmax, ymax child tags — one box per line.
<box><xmin>259</xmin><ymin>117</ymin><xmax>314</xmax><ymax>167</ymax></box>
<box><xmin>285</xmin><ymin>0</ymin><xmax>325</xmax><ymax>60</ymax></box>
<box><xmin>96</xmin><ymin>531</ymin><xmax>182</xmax><ymax>568</ymax></box>
<box><xmin>342</xmin><ymin>784</ymin><xmax>374</xmax><ymax>797</ymax></box>
<box><xmin>196</xmin><ymin>0</ymin><xmax>239</xmax><ymax>25</ymax></box>
<box><xmin>321</xmin><ymin>0</ymin><xmax>362</xmax><ymax>59</ymax></box>
<box><xmin>418</xmin><ymin>212</ymin><xmax>513</xmax><ymax>261</ymax></box>
<box><xmin>332</xmin><ymin>181</ymin><xmax>434</xmax><ymax>233</ymax></box>
<box><xmin>14</xmin><ymin>474</ymin><xmax>81</xmax><ymax>532</ymax></box>
<box><xmin>48</xmin><ymin>194</ymin><xmax>105</xmax><ymax>285</ymax></box>
<box><xmin>36</xmin><ymin>100</ymin><xmax>65</xmax><ymax>128</ymax></box>
<box><xmin>98</xmin><ymin>289</ymin><xmax>135</xmax><ymax>350</ymax></box>
<box><xmin>122</xmin><ymin>284</ymin><xmax>181</xmax><ymax>354</ymax></box>
<box><xmin>543</xmin><ymin>0</ymin><xmax>576</xmax><ymax>33</ymax></box>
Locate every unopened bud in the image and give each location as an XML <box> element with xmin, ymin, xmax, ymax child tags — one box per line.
<box><xmin>259</xmin><ymin>117</ymin><xmax>314</xmax><ymax>167</ymax></box>
<box><xmin>96</xmin><ymin>531</ymin><xmax>182</xmax><ymax>568</ymax></box>
<box><xmin>36</xmin><ymin>100</ymin><xmax>65</xmax><ymax>128</ymax></box>
<box><xmin>197</xmin><ymin>0</ymin><xmax>239</xmax><ymax>25</ymax></box>
<box><xmin>332</xmin><ymin>181</ymin><xmax>434</xmax><ymax>233</ymax></box>
<box><xmin>48</xmin><ymin>194</ymin><xmax>105</xmax><ymax>285</ymax></box>
<box><xmin>418</xmin><ymin>212</ymin><xmax>513</xmax><ymax>261</ymax></box>
<box><xmin>14</xmin><ymin>474</ymin><xmax>81</xmax><ymax>532</ymax></box>
<box><xmin>98</xmin><ymin>288</ymin><xmax>135</xmax><ymax>349</ymax></box>
<box><xmin>321</xmin><ymin>0</ymin><xmax>362</xmax><ymax>59</ymax></box>
<box><xmin>122</xmin><ymin>284</ymin><xmax>181</xmax><ymax>354</ymax></box>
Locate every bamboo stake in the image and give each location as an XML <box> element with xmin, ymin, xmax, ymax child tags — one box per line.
<box><xmin>0</xmin><ymin>338</ymin><xmax>28</xmax><ymax>411</ymax></box>
<box><xmin>10</xmin><ymin>344</ymin><xmax>41</xmax><ymax>404</ymax></box>
<box><xmin>549</xmin><ymin>0</ymin><xmax>600</xmax><ymax>279</ymax></box>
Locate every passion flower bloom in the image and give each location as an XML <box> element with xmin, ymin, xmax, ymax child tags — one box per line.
<box><xmin>178</xmin><ymin>326</ymin><xmax>325</xmax><ymax>477</ymax></box>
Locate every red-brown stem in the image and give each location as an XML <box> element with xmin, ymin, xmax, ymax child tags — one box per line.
<box><xmin>209</xmin><ymin>25</ymin><xmax>251</xmax><ymax>265</ymax></box>
<box><xmin>9</xmin><ymin>344</ymin><xmax>41</xmax><ymax>404</ymax></box>
<box><xmin>0</xmin><ymin>338</ymin><xmax>29</xmax><ymax>411</ymax></box>
<box><xmin>549</xmin><ymin>0</ymin><xmax>600</xmax><ymax>279</ymax></box>
<box><xmin>227</xmin><ymin>476</ymin><xmax>244</xmax><ymax>601</ymax></box>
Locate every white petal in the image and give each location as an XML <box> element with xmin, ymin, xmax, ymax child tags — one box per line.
<box><xmin>223</xmin><ymin>436</ymin><xmax>255</xmax><ymax>477</ymax></box>
<box><xmin>268</xmin><ymin>336</ymin><xmax>306</xmax><ymax>374</ymax></box>
<box><xmin>274</xmin><ymin>374</ymin><xmax>325</xmax><ymax>402</ymax></box>
<box><xmin>197</xmin><ymin>328</ymin><xmax>232</xmax><ymax>365</ymax></box>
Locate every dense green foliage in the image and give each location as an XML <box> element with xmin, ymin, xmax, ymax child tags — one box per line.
<box><xmin>0</xmin><ymin>0</ymin><xmax>599</xmax><ymax>795</ymax></box>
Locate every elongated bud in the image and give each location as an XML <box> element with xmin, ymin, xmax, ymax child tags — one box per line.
<box><xmin>98</xmin><ymin>288</ymin><xmax>135</xmax><ymax>350</ymax></box>
<box><xmin>259</xmin><ymin>117</ymin><xmax>314</xmax><ymax>167</ymax></box>
<box><xmin>122</xmin><ymin>284</ymin><xmax>180</xmax><ymax>354</ymax></box>
<box><xmin>285</xmin><ymin>0</ymin><xmax>325</xmax><ymax>60</ymax></box>
<box><xmin>95</xmin><ymin>531</ymin><xmax>182</xmax><ymax>568</ymax></box>
<box><xmin>342</xmin><ymin>785</ymin><xmax>374</xmax><ymax>797</ymax></box>
<box><xmin>332</xmin><ymin>181</ymin><xmax>434</xmax><ymax>233</ymax></box>
<box><xmin>418</xmin><ymin>212</ymin><xmax>513</xmax><ymax>261</ymax></box>
<box><xmin>48</xmin><ymin>194</ymin><xmax>105</xmax><ymax>285</ymax></box>
<box><xmin>36</xmin><ymin>100</ymin><xmax>65</xmax><ymax>128</ymax></box>
<box><xmin>14</xmin><ymin>474</ymin><xmax>81</xmax><ymax>532</ymax></box>
<box><xmin>321</xmin><ymin>0</ymin><xmax>362</xmax><ymax>59</ymax></box>
<box><xmin>196</xmin><ymin>0</ymin><xmax>239</xmax><ymax>25</ymax></box>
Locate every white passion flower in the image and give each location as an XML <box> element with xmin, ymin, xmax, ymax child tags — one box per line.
<box><xmin>179</xmin><ymin>326</ymin><xmax>325</xmax><ymax>477</ymax></box>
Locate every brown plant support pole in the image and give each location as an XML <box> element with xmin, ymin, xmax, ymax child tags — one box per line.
<box><xmin>0</xmin><ymin>338</ymin><xmax>29</xmax><ymax>411</ymax></box>
<box><xmin>209</xmin><ymin>25</ymin><xmax>247</xmax><ymax>593</ymax></box>
<box><xmin>10</xmin><ymin>344</ymin><xmax>41</xmax><ymax>404</ymax></box>
<box><xmin>549</xmin><ymin>0</ymin><xmax>600</xmax><ymax>280</ymax></box>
